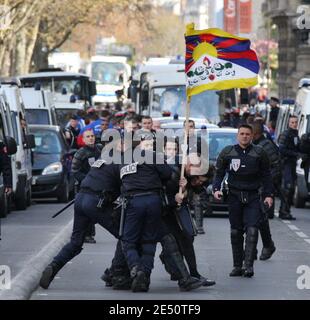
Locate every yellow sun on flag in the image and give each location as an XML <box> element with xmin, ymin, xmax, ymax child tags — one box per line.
<box><xmin>192</xmin><ymin>42</ymin><xmax>218</xmax><ymax>62</ymax></box>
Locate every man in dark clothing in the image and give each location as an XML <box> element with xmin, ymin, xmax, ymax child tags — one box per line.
<box><xmin>119</xmin><ymin>137</ymin><xmax>172</xmax><ymax>292</ymax></box>
<box><xmin>39</xmin><ymin>152</ymin><xmax>122</xmax><ymax>289</ymax></box>
<box><xmin>252</xmin><ymin>122</ymin><xmax>277</xmax><ymax>260</ymax></box>
<box><xmin>0</xmin><ymin>140</ymin><xmax>13</xmax><ymax>196</ymax></box>
<box><xmin>213</xmin><ymin>124</ymin><xmax>273</xmax><ymax>277</ymax></box>
<box><xmin>268</xmin><ymin>97</ymin><xmax>280</xmax><ymax>123</ymax></box>
<box><xmin>278</xmin><ymin>115</ymin><xmax>300</xmax><ymax>220</ymax></box>
<box><xmin>71</xmin><ymin>129</ymin><xmax>103</xmax><ymax>243</ymax></box>
<box><xmin>65</xmin><ymin>115</ymin><xmax>80</xmax><ymax>149</ymax></box>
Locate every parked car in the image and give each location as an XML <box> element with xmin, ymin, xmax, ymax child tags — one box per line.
<box><xmin>201</xmin><ymin>127</ymin><xmax>238</xmax><ymax>215</ymax></box>
<box><xmin>29</xmin><ymin>125</ymin><xmax>76</xmax><ymax>202</ymax></box>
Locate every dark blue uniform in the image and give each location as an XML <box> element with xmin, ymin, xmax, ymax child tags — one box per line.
<box><xmin>213</xmin><ymin>143</ymin><xmax>273</xmax><ymax>277</ymax></box>
<box><xmin>39</xmin><ymin>159</ymin><xmax>123</xmax><ymax>289</ymax></box>
<box><xmin>120</xmin><ymin>150</ymin><xmax>171</xmax><ymax>290</ymax></box>
<box><xmin>71</xmin><ymin>144</ymin><xmax>103</xmax><ymax>241</ymax></box>
<box><xmin>278</xmin><ymin>128</ymin><xmax>300</xmax><ymax>218</ymax></box>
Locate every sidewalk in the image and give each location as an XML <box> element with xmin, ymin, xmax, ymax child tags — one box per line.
<box><xmin>0</xmin><ymin>200</ymin><xmax>73</xmax><ymax>299</ymax></box>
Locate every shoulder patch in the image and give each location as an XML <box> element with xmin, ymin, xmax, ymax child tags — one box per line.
<box><xmin>91</xmin><ymin>159</ymin><xmax>106</xmax><ymax>168</ymax></box>
<box><xmin>120</xmin><ymin>162</ymin><xmax>138</xmax><ymax>179</ymax></box>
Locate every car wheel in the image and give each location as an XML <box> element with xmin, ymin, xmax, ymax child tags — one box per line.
<box><xmin>0</xmin><ymin>193</ymin><xmax>8</xmax><ymax>218</ymax></box>
<box><xmin>294</xmin><ymin>185</ymin><xmax>306</xmax><ymax>209</ymax></box>
<box><xmin>15</xmin><ymin>180</ymin><xmax>27</xmax><ymax>210</ymax></box>
<box><xmin>57</xmin><ymin>178</ymin><xmax>69</xmax><ymax>203</ymax></box>
<box><xmin>26</xmin><ymin>186</ymin><xmax>32</xmax><ymax>207</ymax></box>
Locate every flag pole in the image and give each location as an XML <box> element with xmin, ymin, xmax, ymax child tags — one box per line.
<box><xmin>178</xmin><ymin>95</ymin><xmax>191</xmax><ymax>196</ymax></box>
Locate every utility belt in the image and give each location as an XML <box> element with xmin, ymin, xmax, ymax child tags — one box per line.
<box><xmin>229</xmin><ymin>188</ymin><xmax>259</xmax><ymax>204</ymax></box>
<box><xmin>124</xmin><ymin>190</ymin><xmax>161</xmax><ymax>198</ymax></box>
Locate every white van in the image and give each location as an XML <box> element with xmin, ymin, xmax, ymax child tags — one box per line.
<box><xmin>0</xmin><ymin>93</ymin><xmax>18</xmax><ymax>216</ymax></box>
<box><xmin>0</xmin><ymin>82</ymin><xmax>36</xmax><ymax>210</ymax></box>
<box><xmin>20</xmin><ymin>88</ymin><xmax>57</xmax><ymax>126</ymax></box>
<box><xmin>293</xmin><ymin>80</ymin><xmax>310</xmax><ymax>207</ymax></box>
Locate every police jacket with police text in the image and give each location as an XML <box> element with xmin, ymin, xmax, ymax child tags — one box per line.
<box><xmin>80</xmin><ymin>160</ymin><xmax>121</xmax><ymax>201</ymax></box>
<box><xmin>0</xmin><ymin>142</ymin><xmax>12</xmax><ymax>188</ymax></box>
<box><xmin>72</xmin><ymin>144</ymin><xmax>103</xmax><ymax>184</ymax></box>
<box><xmin>213</xmin><ymin>144</ymin><xmax>273</xmax><ymax>198</ymax></box>
<box><xmin>253</xmin><ymin>135</ymin><xmax>281</xmax><ymax>178</ymax></box>
<box><xmin>278</xmin><ymin>128</ymin><xmax>300</xmax><ymax>163</ymax></box>
<box><xmin>120</xmin><ymin>149</ymin><xmax>172</xmax><ymax>196</ymax></box>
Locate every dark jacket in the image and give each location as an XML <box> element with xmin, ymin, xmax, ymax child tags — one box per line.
<box><xmin>278</xmin><ymin>128</ymin><xmax>300</xmax><ymax>163</ymax></box>
<box><xmin>213</xmin><ymin>144</ymin><xmax>273</xmax><ymax>198</ymax></box>
<box><xmin>72</xmin><ymin>144</ymin><xmax>103</xmax><ymax>184</ymax></box>
<box><xmin>120</xmin><ymin>149</ymin><xmax>172</xmax><ymax>196</ymax></box>
<box><xmin>0</xmin><ymin>141</ymin><xmax>12</xmax><ymax>188</ymax></box>
<box><xmin>80</xmin><ymin>161</ymin><xmax>121</xmax><ymax>201</ymax></box>
<box><xmin>253</xmin><ymin>135</ymin><xmax>281</xmax><ymax>179</ymax></box>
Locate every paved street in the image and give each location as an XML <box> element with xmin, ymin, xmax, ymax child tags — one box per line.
<box><xmin>3</xmin><ymin>200</ymin><xmax>308</xmax><ymax>300</ymax></box>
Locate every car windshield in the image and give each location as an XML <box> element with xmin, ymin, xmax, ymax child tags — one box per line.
<box><xmin>25</xmin><ymin>109</ymin><xmax>50</xmax><ymax>125</ymax></box>
<box><xmin>91</xmin><ymin>62</ymin><xmax>126</xmax><ymax>86</ymax></box>
<box><xmin>32</xmin><ymin>130</ymin><xmax>62</xmax><ymax>154</ymax></box>
<box><xmin>150</xmin><ymin>86</ymin><xmax>219</xmax><ymax>121</ymax></box>
<box><xmin>55</xmin><ymin>109</ymin><xmax>80</xmax><ymax>128</ymax></box>
<box><xmin>206</xmin><ymin>131</ymin><xmax>237</xmax><ymax>162</ymax></box>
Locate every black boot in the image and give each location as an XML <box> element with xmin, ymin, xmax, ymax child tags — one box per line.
<box><xmin>101</xmin><ymin>268</ymin><xmax>113</xmax><ymax>287</ymax></box>
<box><xmin>112</xmin><ymin>268</ymin><xmax>132</xmax><ymax>290</ymax></box>
<box><xmin>243</xmin><ymin>227</ymin><xmax>258</xmax><ymax>278</ymax></box>
<box><xmin>161</xmin><ymin>234</ymin><xmax>203</xmax><ymax>291</ymax></box>
<box><xmin>229</xmin><ymin>229</ymin><xmax>244</xmax><ymax>277</ymax></box>
<box><xmin>130</xmin><ymin>266</ymin><xmax>150</xmax><ymax>292</ymax></box>
<box><xmin>259</xmin><ymin>219</ymin><xmax>275</xmax><ymax>260</ymax></box>
<box><xmin>260</xmin><ymin>241</ymin><xmax>276</xmax><ymax>261</ymax></box>
<box><xmin>39</xmin><ymin>262</ymin><xmax>62</xmax><ymax>289</ymax></box>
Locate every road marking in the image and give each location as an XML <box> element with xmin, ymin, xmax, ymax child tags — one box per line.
<box><xmin>304</xmin><ymin>239</ymin><xmax>310</xmax><ymax>245</ymax></box>
<box><xmin>287</xmin><ymin>225</ymin><xmax>300</xmax><ymax>231</ymax></box>
<box><xmin>37</xmin><ymin>293</ymin><xmax>48</xmax><ymax>296</ymax></box>
<box><xmin>296</xmin><ymin>232</ymin><xmax>309</xmax><ymax>238</ymax></box>
<box><xmin>282</xmin><ymin>220</ymin><xmax>292</xmax><ymax>224</ymax></box>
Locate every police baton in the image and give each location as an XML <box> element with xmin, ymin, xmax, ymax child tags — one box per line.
<box><xmin>52</xmin><ymin>199</ymin><xmax>75</xmax><ymax>218</ymax></box>
<box><xmin>118</xmin><ymin>198</ymin><xmax>127</xmax><ymax>237</ymax></box>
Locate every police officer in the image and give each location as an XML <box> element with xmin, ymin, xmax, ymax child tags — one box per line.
<box><xmin>0</xmin><ymin>139</ymin><xmax>13</xmax><ymax>199</ymax></box>
<box><xmin>65</xmin><ymin>115</ymin><xmax>80</xmax><ymax>149</ymax></box>
<box><xmin>39</xmin><ymin>143</ymin><xmax>122</xmax><ymax>289</ymax></box>
<box><xmin>252</xmin><ymin>121</ymin><xmax>277</xmax><ymax>260</ymax></box>
<box><xmin>120</xmin><ymin>134</ymin><xmax>172</xmax><ymax>292</ymax></box>
<box><xmin>278</xmin><ymin>115</ymin><xmax>300</xmax><ymax>220</ymax></box>
<box><xmin>71</xmin><ymin>129</ymin><xmax>103</xmax><ymax>243</ymax></box>
<box><xmin>213</xmin><ymin>124</ymin><xmax>273</xmax><ymax>277</ymax></box>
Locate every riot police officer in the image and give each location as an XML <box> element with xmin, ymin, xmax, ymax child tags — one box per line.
<box><xmin>252</xmin><ymin>121</ymin><xmax>277</xmax><ymax>260</ymax></box>
<box><xmin>0</xmin><ymin>139</ymin><xmax>12</xmax><ymax>198</ymax></box>
<box><xmin>119</xmin><ymin>135</ymin><xmax>172</xmax><ymax>292</ymax></box>
<box><xmin>39</xmin><ymin>145</ymin><xmax>122</xmax><ymax>289</ymax></box>
<box><xmin>213</xmin><ymin>124</ymin><xmax>273</xmax><ymax>278</ymax></box>
<box><xmin>72</xmin><ymin>129</ymin><xmax>103</xmax><ymax>243</ymax></box>
<box><xmin>278</xmin><ymin>115</ymin><xmax>300</xmax><ymax>220</ymax></box>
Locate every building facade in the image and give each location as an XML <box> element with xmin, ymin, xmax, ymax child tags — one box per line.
<box><xmin>263</xmin><ymin>0</ymin><xmax>310</xmax><ymax>99</ymax></box>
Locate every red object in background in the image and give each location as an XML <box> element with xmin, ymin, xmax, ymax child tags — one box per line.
<box><xmin>224</xmin><ymin>0</ymin><xmax>237</xmax><ymax>34</ymax></box>
<box><xmin>224</xmin><ymin>0</ymin><xmax>252</xmax><ymax>35</ymax></box>
<box><xmin>239</xmin><ymin>0</ymin><xmax>252</xmax><ymax>34</ymax></box>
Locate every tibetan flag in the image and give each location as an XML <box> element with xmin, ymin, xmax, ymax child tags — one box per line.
<box><xmin>185</xmin><ymin>23</ymin><xmax>259</xmax><ymax>97</ymax></box>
